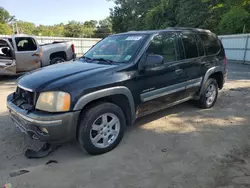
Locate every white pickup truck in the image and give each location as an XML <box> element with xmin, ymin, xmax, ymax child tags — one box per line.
<box><xmin>0</xmin><ymin>34</ymin><xmax>76</xmax><ymax>76</ymax></box>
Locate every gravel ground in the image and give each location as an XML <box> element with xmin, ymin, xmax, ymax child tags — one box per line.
<box><xmin>1</xmin><ymin>61</ymin><xmax>250</xmax><ymax>188</ymax></box>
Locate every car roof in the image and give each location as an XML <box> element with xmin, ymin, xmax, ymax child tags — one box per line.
<box><xmin>113</xmin><ymin>27</ymin><xmax>212</xmax><ymax>36</ymax></box>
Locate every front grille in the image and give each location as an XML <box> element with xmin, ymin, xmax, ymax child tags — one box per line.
<box><xmin>12</xmin><ymin>87</ymin><xmax>36</xmax><ymax>111</ymax></box>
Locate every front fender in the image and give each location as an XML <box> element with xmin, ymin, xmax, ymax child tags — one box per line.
<box><xmin>73</xmin><ymin>86</ymin><xmax>136</xmax><ymax>123</ymax></box>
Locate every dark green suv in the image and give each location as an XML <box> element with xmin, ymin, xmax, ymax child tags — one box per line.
<box><xmin>7</xmin><ymin>27</ymin><xmax>227</xmax><ymax>155</ymax></box>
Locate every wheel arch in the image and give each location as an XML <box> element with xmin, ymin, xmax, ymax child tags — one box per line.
<box><xmin>73</xmin><ymin>86</ymin><xmax>136</xmax><ymax>125</ymax></box>
<box><xmin>199</xmin><ymin>66</ymin><xmax>224</xmax><ymax>96</ymax></box>
<box><xmin>50</xmin><ymin>51</ymin><xmax>67</xmax><ymax>61</ymax></box>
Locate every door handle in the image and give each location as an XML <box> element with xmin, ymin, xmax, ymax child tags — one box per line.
<box><xmin>175</xmin><ymin>69</ymin><xmax>183</xmax><ymax>74</ymax></box>
<box><xmin>32</xmin><ymin>53</ymin><xmax>40</xmax><ymax>57</ymax></box>
<box><xmin>204</xmin><ymin>63</ymin><xmax>211</xmax><ymax>67</ymax></box>
<box><xmin>201</xmin><ymin>62</ymin><xmax>211</xmax><ymax>67</ymax></box>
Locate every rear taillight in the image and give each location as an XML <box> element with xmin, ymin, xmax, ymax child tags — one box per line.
<box><xmin>224</xmin><ymin>56</ymin><xmax>227</xmax><ymax>65</ymax></box>
<box><xmin>71</xmin><ymin>44</ymin><xmax>75</xmax><ymax>53</ymax></box>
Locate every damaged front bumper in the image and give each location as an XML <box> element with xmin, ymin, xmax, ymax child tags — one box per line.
<box><xmin>7</xmin><ymin>94</ymin><xmax>80</xmax><ymax>144</ymax></box>
<box><xmin>0</xmin><ymin>61</ymin><xmax>16</xmax><ymax>76</ymax></box>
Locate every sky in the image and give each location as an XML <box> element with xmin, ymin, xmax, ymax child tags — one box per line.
<box><xmin>1</xmin><ymin>0</ymin><xmax>115</xmax><ymax>25</ymax></box>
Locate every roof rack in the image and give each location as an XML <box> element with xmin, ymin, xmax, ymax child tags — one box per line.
<box><xmin>167</xmin><ymin>27</ymin><xmax>211</xmax><ymax>32</ymax></box>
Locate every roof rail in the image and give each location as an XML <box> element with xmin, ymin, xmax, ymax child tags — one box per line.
<box><xmin>167</xmin><ymin>27</ymin><xmax>211</xmax><ymax>32</ymax></box>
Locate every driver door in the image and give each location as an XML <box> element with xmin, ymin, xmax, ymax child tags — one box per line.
<box><xmin>0</xmin><ymin>39</ymin><xmax>16</xmax><ymax>75</ymax></box>
<box><xmin>13</xmin><ymin>37</ymin><xmax>41</xmax><ymax>73</ymax></box>
<box><xmin>135</xmin><ymin>32</ymin><xmax>189</xmax><ymax>117</ymax></box>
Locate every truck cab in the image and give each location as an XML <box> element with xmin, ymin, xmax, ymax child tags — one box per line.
<box><xmin>0</xmin><ymin>34</ymin><xmax>75</xmax><ymax>76</ymax></box>
<box><xmin>0</xmin><ymin>35</ymin><xmax>42</xmax><ymax>75</ymax></box>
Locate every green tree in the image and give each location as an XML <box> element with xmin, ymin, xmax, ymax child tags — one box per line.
<box><xmin>0</xmin><ymin>23</ymin><xmax>12</xmax><ymax>34</ymax></box>
<box><xmin>52</xmin><ymin>24</ymin><xmax>65</xmax><ymax>37</ymax></box>
<box><xmin>84</xmin><ymin>20</ymin><xmax>98</xmax><ymax>28</ymax></box>
<box><xmin>218</xmin><ymin>6</ymin><xmax>250</xmax><ymax>34</ymax></box>
<box><xmin>94</xmin><ymin>17</ymin><xmax>112</xmax><ymax>38</ymax></box>
<box><xmin>64</xmin><ymin>21</ymin><xmax>83</xmax><ymax>37</ymax></box>
<box><xmin>0</xmin><ymin>7</ymin><xmax>14</xmax><ymax>24</ymax></box>
<box><xmin>64</xmin><ymin>21</ymin><xmax>94</xmax><ymax>37</ymax></box>
<box><xmin>16</xmin><ymin>21</ymin><xmax>36</xmax><ymax>35</ymax></box>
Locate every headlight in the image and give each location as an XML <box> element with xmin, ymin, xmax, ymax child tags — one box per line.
<box><xmin>36</xmin><ymin>91</ymin><xmax>71</xmax><ymax>112</ymax></box>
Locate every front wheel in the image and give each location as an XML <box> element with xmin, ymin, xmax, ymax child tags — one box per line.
<box><xmin>196</xmin><ymin>78</ymin><xmax>218</xmax><ymax>109</ymax></box>
<box><xmin>77</xmin><ymin>102</ymin><xmax>126</xmax><ymax>155</ymax></box>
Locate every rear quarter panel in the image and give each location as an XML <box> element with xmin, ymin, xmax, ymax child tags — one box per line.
<box><xmin>40</xmin><ymin>42</ymin><xmax>73</xmax><ymax>66</ymax></box>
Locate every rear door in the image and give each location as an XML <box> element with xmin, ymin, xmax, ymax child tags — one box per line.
<box><xmin>13</xmin><ymin>37</ymin><xmax>41</xmax><ymax>72</ymax></box>
<box><xmin>179</xmin><ymin>31</ymin><xmax>204</xmax><ymax>98</ymax></box>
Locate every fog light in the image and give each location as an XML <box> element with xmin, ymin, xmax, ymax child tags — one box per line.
<box><xmin>41</xmin><ymin>127</ymin><xmax>49</xmax><ymax>134</ymax></box>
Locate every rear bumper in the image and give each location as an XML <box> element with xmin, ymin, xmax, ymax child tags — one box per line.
<box><xmin>7</xmin><ymin>94</ymin><xmax>80</xmax><ymax>144</ymax></box>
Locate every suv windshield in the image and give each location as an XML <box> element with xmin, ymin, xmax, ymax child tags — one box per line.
<box><xmin>84</xmin><ymin>34</ymin><xmax>147</xmax><ymax>63</ymax></box>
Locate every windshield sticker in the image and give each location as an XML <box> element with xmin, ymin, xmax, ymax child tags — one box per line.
<box><xmin>124</xmin><ymin>55</ymin><xmax>132</xmax><ymax>61</ymax></box>
<box><xmin>126</xmin><ymin>36</ymin><xmax>142</xmax><ymax>41</ymax></box>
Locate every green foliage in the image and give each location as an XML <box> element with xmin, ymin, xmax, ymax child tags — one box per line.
<box><xmin>109</xmin><ymin>0</ymin><xmax>250</xmax><ymax>35</ymax></box>
<box><xmin>94</xmin><ymin>17</ymin><xmax>112</xmax><ymax>37</ymax></box>
<box><xmin>0</xmin><ymin>7</ymin><xmax>14</xmax><ymax>24</ymax></box>
<box><xmin>64</xmin><ymin>21</ymin><xmax>95</xmax><ymax>38</ymax></box>
<box><xmin>16</xmin><ymin>21</ymin><xmax>36</xmax><ymax>35</ymax></box>
<box><xmin>0</xmin><ymin>23</ymin><xmax>12</xmax><ymax>34</ymax></box>
<box><xmin>218</xmin><ymin>6</ymin><xmax>250</xmax><ymax>34</ymax></box>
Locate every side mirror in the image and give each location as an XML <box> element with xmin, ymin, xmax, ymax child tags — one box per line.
<box><xmin>144</xmin><ymin>54</ymin><xmax>164</xmax><ymax>69</ymax></box>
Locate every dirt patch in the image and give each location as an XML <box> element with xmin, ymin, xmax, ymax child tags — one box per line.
<box><xmin>214</xmin><ymin>146</ymin><xmax>250</xmax><ymax>188</ymax></box>
<box><xmin>1</xmin><ymin>63</ymin><xmax>250</xmax><ymax>187</ymax></box>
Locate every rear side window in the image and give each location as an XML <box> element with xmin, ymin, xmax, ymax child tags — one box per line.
<box><xmin>15</xmin><ymin>37</ymin><xmax>37</xmax><ymax>51</ymax></box>
<box><xmin>181</xmin><ymin>32</ymin><xmax>198</xmax><ymax>59</ymax></box>
<box><xmin>198</xmin><ymin>33</ymin><xmax>221</xmax><ymax>55</ymax></box>
<box><xmin>147</xmin><ymin>32</ymin><xmax>180</xmax><ymax>63</ymax></box>
<box><xmin>195</xmin><ymin>35</ymin><xmax>205</xmax><ymax>56</ymax></box>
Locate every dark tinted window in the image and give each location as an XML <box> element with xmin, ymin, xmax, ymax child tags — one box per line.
<box><xmin>15</xmin><ymin>37</ymin><xmax>37</xmax><ymax>51</ymax></box>
<box><xmin>147</xmin><ymin>33</ymin><xmax>180</xmax><ymax>63</ymax></box>
<box><xmin>181</xmin><ymin>33</ymin><xmax>198</xmax><ymax>59</ymax></box>
<box><xmin>196</xmin><ymin>35</ymin><xmax>205</xmax><ymax>56</ymax></box>
<box><xmin>198</xmin><ymin>33</ymin><xmax>220</xmax><ymax>55</ymax></box>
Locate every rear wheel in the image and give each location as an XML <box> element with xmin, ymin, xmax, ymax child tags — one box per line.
<box><xmin>77</xmin><ymin>102</ymin><xmax>126</xmax><ymax>155</ymax></box>
<box><xmin>50</xmin><ymin>57</ymin><xmax>65</xmax><ymax>64</ymax></box>
<box><xmin>196</xmin><ymin>78</ymin><xmax>218</xmax><ymax>109</ymax></box>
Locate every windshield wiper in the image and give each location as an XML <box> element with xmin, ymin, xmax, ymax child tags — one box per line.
<box><xmin>79</xmin><ymin>56</ymin><xmax>93</xmax><ymax>61</ymax></box>
<box><xmin>92</xmin><ymin>58</ymin><xmax>116</xmax><ymax>65</ymax></box>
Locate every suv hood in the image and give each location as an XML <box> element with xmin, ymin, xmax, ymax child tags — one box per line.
<box><xmin>17</xmin><ymin>61</ymin><xmax>115</xmax><ymax>91</ymax></box>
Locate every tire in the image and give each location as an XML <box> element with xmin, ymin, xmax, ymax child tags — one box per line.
<box><xmin>50</xmin><ymin>57</ymin><xmax>65</xmax><ymax>64</ymax></box>
<box><xmin>196</xmin><ymin>78</ymin><xmax>218</xmax><ymax>109</ymax></box>
<box><xmin>77</xmin><ymin>102</ymin><xmax>126</xmax><ymax>155</ymax></box>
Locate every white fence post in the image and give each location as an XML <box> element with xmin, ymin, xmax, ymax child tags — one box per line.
<box><xmin>243</xmin><ymin>35</ymin><xmax>249</xmax><ymax>63</ymax></box>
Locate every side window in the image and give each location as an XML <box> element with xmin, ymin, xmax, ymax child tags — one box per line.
<box><xmin>198</xmin><ymin>33</ymin><xmax>220</xmax><ymax>55</ymax></box>
<box><xmin>181</xmin><ymin>32</ymin><xmax>198</xmax><ymax>59</ymax></box>
<box><xmin>146</xmin><ymin>33</ymin><xmax>180</xmax><ymax>63</ymax></box>
<box><xmin>15</xmin><ymin>37</ymin><xmax>37</xmax><ymax>51</ymax></box>
<box><xmin>195</xmin><ymin>35</ymin><xmax>205</xmax><ymax>56</ymax></box>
